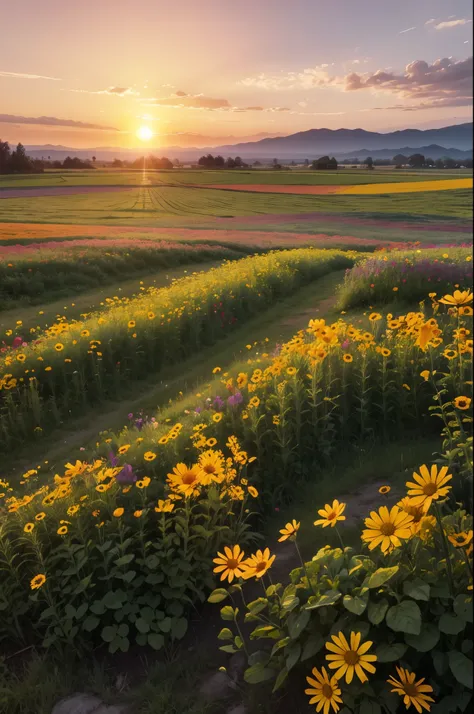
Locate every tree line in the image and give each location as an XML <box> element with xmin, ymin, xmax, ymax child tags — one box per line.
<box><xmin>0</xmin><ymin>141</ymin><xmax>44</xmax><ymax>174</ymax></box>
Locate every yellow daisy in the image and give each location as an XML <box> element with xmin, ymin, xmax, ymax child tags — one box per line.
<box><xmin>314</xmin><ymin>500</ymin><xmax>346</xmax><ymax>528</ymax></box>
<box><xmin>325</xmin><ymin>632</ymin><xmax>377</xmax><ymax>684</ymax></box>
<box><xmin>278</xmin><ymin>519</ymin><xmax>300</xmax><ymax>542</ymax></box>
<box><xmin>305</xmin><ymin>666</ymin><xmax>343</xmax><ymax>714</ymax></box>
<box><xmin>213</xmin><ymin>545</ymin><xmax>246</xmax><ymax>582</ymax></box>
<box><xmin>362</xmin><ymin>505</ymin><xmax>413</xmax><ymax>554</ymax></box>
<box><xmin>242</xmin><ymin>548</ymin><xmax>276</xmax><ymax>580</ymax></box>
<box><xmin>387</xmin><ymin>667</ymin><xmax>435</xmax><ymax>713</ymax></box>
<box><xmin>406</xmin><ymin>464</ymin><xmax>452</xmax><ymax>509</ymax></box>
<box><xmin>167</xmin><ymin>463</ymin><xmax>202</xmax><ymax>497</ymax></box>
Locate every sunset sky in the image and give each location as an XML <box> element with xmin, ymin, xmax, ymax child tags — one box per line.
<box><xmin>1</xmin><ymin>0</ymin><xmax>472</xmax><ymax>149</ymax></box>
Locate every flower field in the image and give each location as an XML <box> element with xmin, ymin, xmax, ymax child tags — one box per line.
<box><xmin>0</xmin><ymin>285</ymin><xmax>472</xmax><ymax>714</ymax></box>
<box><xmin>0</xmin><ymin>248</ymin><xmax>355</xmax><ymax>450</ymax></box>
<box><xmin>337</xmin><ymin>246</ymin><xmax>473</xmax><ymax>309</ymax></box>
<box><xmin>341</xmin><ymin>178</ymin><xmax>473</xmax><ymax>194</ymax></box>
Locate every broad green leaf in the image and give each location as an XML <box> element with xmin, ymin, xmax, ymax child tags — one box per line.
<box><xmin>101</xmin><ymin>625</ymin><xmax>117</xmax><ymax>643</ymax></box>
<box><xmin>272</xmin><ymin>668</ymin><xmax>288</xmax><ymax>693</ymax></box>
<box><xmin>432</xmin><ymin>650</ymin><xmax>448</xmax><ymax>676</ymax></box>
<box><xmin>208</xmin><ymin>588</ymin><xmax>229</xmax><ymax>604</ymax></box>
<box><xmin>448</xmin><ymin>650</ymin><xmax>473</xmax><ymax>689</ymax></box>
<box><xmin>305</xmin><ymin>591</ymin><xmax>341</xmax><ymax>610</ymax></box>
<box><xmin>244</xmin><ymin>664</ymin><xmax>275</xmax><ymax>684</ymax></box>
<box><xmin>439</xmin><ymin>613</ymin><xmax>466</xmax><ymax>635</ymax></box>
<box><xmin>301</xmin><ymin>634</ymin><xmax>324</xmax><ymax>661</ymax></box>
<box><xmin>250</xmin><ymin>625</ymin><xmax>281</xmax><ymax>640</ymax></box>
<box><xmin>405</xmin><ymin>623</ymin><xmax>439</xmax><ymax>652</ymax></box>
<box><xmin>159</xmin><ymin>616</ymin><xmax>172</xmax><ymax>633</ymax></box>
<box><xmin>271</xmin><ymin>637</ymin><xmax>290</xmax><ymax>656</ymax></box>
<box><xmin>281</xmin><ymin>595</ymin><xmax>299</xmax><ymax>612</ymax></box>
<box><xmin>148</xmin><ymin>633</ymin><xmax>164</xmax><ymax>650</ymax></box>
<box><xmin>375</xmin><ymin>643</ymin><xmax>408</xmax><ymax>662</ymax></box>
<box><xmin>386</xmin><ymin>600</ymin><xmax>421</xmax><ymax>635</ymax></box>
<box><xmin>135</xmin><ymin>617</ymin><xmax>150</xmax><ymax>634</ymax></box>
<box><xmin>360</xmin><ymin>698</ymin><xmax>381</xmax><ymax>714</ymax></box>
<box><xmin>403</xmin><ymin>578</ymin><xmax>430</xmax><ymax>602</ymax></box>
<box><xmin>454</xmin><ymin>595</ymin><xmax>473</xmax><ymax>623</ymax></box>
<box><xmin>218</xmin><ymin>628</ymin><xmax>233</xmax><ymax>641</ymax></box>
<box><xmin>343</xmin><ymin>591</ymin><xmax>369</xmax><ymax>615</ymax></box>
<box><xmin>114</xmin><ymin>554</ymin><xmax>135</xmax><ymax>567</ymax></box>
<box><xmin>285</xmin><ymin>643</ymin><xmax>301</xmax><ymax>672</ymax></box>
<box><xmin>171</xmin><ymin>618</ymin><xmax>188</xmax><ymax>640</ymax></box>
<box><xmin>247</xmin><ymin>597</ymin><xmax>268</xmax><ymax>614</ymax></box>
<box><xmin>220</xmin><ymin>605</ymin><xmax>236</xmax><ymax>621</ymax></box>
<box><xmin>220</xmin><ymin>645</ymin><xmax>237</xmax><ymax>654</ymax></box>
<box><xmin>368</xmin><ymin>599</ymin><xmax>389</xmax><ymax>626</ymax></box>
<box><xmin>82</xmin><ymin>616</ymin><xmax>100</xmax><ymax>632</ymax></box>
<box><xmin>288</xmin><ymin>609</ymin><xmax>310</xmax><ymax>639</ymax></box>
<box><xmin>368</xmin><ymin>566</ymin><xmax>399</xmax><ymax>589</ymax></box>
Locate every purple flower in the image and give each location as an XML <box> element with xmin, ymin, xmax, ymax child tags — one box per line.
<box><xmin>213</xmin><ymin>396</ymin><xmax>225</xmax><ymax>410</ymax></box>
<box><xmin>195</xmin><ymin>406</ymin><xmax>202</xmax><ymax>414</ymax></box>
<box><xmin>127</xmin><ymin>413</ymin><xmax>134</xmax><ymax>420</ymax></box>
<box><xmin>108</xmin><ymin>451</ymin><xmax>119</xmax><ymax>467</ymax></box>
<box><xmin>227</xmin><ymin>391</ymin><xmax>243</xmax><ymax>407</ymax></box>
<box><xmin>135</xmin><ymin>418</ymin><xmax>144</xmax><ymax>431</ymax></box>
<box><xmin>115</xmin><ymin>464</ymin><xmax>137</xmax><ymax>484</ymax></box>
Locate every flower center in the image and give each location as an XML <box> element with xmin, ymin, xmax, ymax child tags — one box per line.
<box><xmin>344</xmin><ymin>650</ymin><xmax>360</xmax><ymax>666</ymax></box>
<box><xmin>423</xmin><ymin>483</ymin><xmax>437</xmax><ymax>496</ymax></box>
<box><xmin>256</xmin><ymin>561</ymin><xmax>267</xmax><ymax>572</ymax></box>
<box><xmin>404</xmin><ymin>683</ymin><xmax>419</xmax><ymax>698</ymax></box>
<box><xmin>322</xmin><ymin>684</ymin><xmax>334</xmax><ymax>699</ymax></box>
<box><xmin>380</xmin><ymin>523</ymin><xmax>396</xmax><ymax>536</ymax></box>
<box><xmin>203</xmin><ymin>464</ymin><xmax>216</xmax><ymax>474</ymax></box>
<box><xmin>327</xmin><ymin>511</ymin><xmax>336</xmax><ymax>521</ymax></box>
<box><xmin>227</xmin><ymin>558</ymin><xmax>239</xmax><ymax>570</ymax></box>
<box><xmin>182</xmin><ymin>471</ymin><xmax>197</xmax><ymax>485</ymax></box>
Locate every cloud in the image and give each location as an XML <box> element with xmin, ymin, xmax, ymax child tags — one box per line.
<box><xmin>67</xmin><ymin>86</ymin><xmax>138</xmax><ymax>96</ymax></box>
<box><xmin>399</xmin><ymin>27</ymin><xmax>416</xmax><ymax>34</ymax></box>
<box><xmin>434</xmin><ymin>18</ymin><xmax>472</xmax><ymax>30</ymax></box>
<box><xmin>240</xmin><ymin>65</ymin><xmax>334</xmax><ymax>90</ymax></box>
<box><xmin>147</xmin><ymin>92</ymin><xmax>231</xmax><ymax>109</ymax></box>
<box><xmin>0</xmin><ymin>114</ymin><xmax>118</xmax><ymax>130</ymax></box>
<box><xmin>0</xmin><ymin>70</ymin><xmax>61</xmax><ymax>80</ymax></box>
<box><xmin>343</xmin><ymin>56</ymin><xmax>472</xmax><ymax>107</ymax></box>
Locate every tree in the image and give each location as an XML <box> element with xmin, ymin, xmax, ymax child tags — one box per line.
<box><xmin>0</xmin><ymin>140</ymin><xmax>11</xmax><ymax>173</ymax></box>
<box><xmin>226</xmin><ymin>157</ymin><xmax>236</xmax><ymax>169</ymax></box>
<box><xmin>9</xmin><ymin>143</ymin><xmax>33</xmax><ymax>173</ymax></box>
<box><xmin>392</xmin><ymin>154</ymin><xmax>408</xmax><ymax>166</ymax></box>
<box><xmin>214</xmin><ymin>155</ymin><xmax>225</xmax><ymax>168</ymax></box>
<box><xmin>364</xmin><ymin>156</ymin><xmax>374</xmax><ymax>169</ymax></box>
<box><xmin>112</xmin><ymin>159</ymin><xmax>124</xmax><ymax>168</ymax></box>
<box><xmin>435</xmin><ymin>158</ymin><xmax>444</xmax><ymax>169</ymax></box>
<box><xmin>408</xmin><ymin>153</ymin><xmax>425</xmax><ymax>168</ymax></box>
<box><xmin>425</xmin><ymin>157</ymin><xmax>434</xmax><ymax>167</ymax></box>
<box><xmin>92</xmin><ymin>156</ymin><xmax>96</xmax><ymax>163</ymax></box>
<box><xmin>311</xmin><ymin>155</ymin><xmax>337</xmax><ymax>170</ymax></box>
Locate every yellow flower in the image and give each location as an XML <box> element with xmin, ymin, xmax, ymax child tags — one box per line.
<box><xmin>305</xmin><ymin>667</ymin><xmax>343</xmax><ymax>714</ymax></box>
<box><xmin>213</xmin><ymin>413</ymin><xmax>222</xmax><ymax>423</ymax></box>
<box><xmin>198</xmin><ymin>450</ymin><xmax>225</xmax><ymax>485</ymax></box>
<box><xmin>167</xmin><ymin>463</ymin><xmax>202</xmax><ymax>497</ymax></box>
<box><xmin>454</xmin><ymin>396</ymin><xmax>471</xmax><ymax>411</ymax></box>
<box><xmin>248</xmin><ymin>486</ymin><xmax>259</xmax><ymax>498</ymax></box>
<box><xmin>128</xmin><ymin>320</ymin><xmax>136</xmax><ymax>328</ymax></box>
<box><xmin>212</xmin><ymin>366</ymin><xmax>221</xmax><ymax>373</ymax></box>
<box><xmin>133</xmin><ymin>510</ymin><xmax>143</xmax><ymax>518</ymax></box>
<box><xmin>213</xmin><ymin>545</ymin><xmax>246</xmax><ymax>582</ymax></box>
<box><xmin>242</xmin><ymin>548</ymin><xmax>276</xmax><ymax>579</ymax></box>
<box><xmin>67</xmin><ymin>505</ymin><xmax>80</xmax><ymax>516</ymax></box>
<box><xmin>343</xmin><ymin>354</ymin><xmax>353</xmax><ymax>363</ymax></box>
<box><xmin>418</xmin><ymin>515</ymin><xmax>437</xmax><ymax>543</ymax></box>
<box><xmin>30</xmin><ymin>573</ymin><xmax>46</xmax><ymax>590</ymax></box>
<box><xmin>402</xmin><ymin>384</ymin><xmax>410</xmax><ymax>391</ymax></box>
<box><xmin>249</xmin><ymin>396</ymin><xmax>260</xmax><ymax>408</ymax></box>
<box><xmin>379</xmin><ymin>486</ymin><xmax>391</xmax><ymax>495</ymax></box>
<box><xmin>136</xmin><ymin>476</ymin><xmax>151</xmax><ymax>489</ymax></box>
<box><xmin>35</xmin><ymin>512</ymin><xmax>46</xmax><ymax>521</ymax></box>
<box><xmin>420</xmin><ymin>370</ymin><xmax>430</xmax><ymax>381</ymax></box>
<box><xmin>23</xmin><ymin>522</ymin><xmax>35</xmax><ymax>533</ymax></box>
<box><xmin>286</xmin><ymin>366</ymin><xmax>297</xmax><ymax>376</ymax></box>
<box><xmin>325</xmin><ymin>632</ymin><xmax>377</xmax><ymax>684</ymax></box>
<box><xmin>113</xmin><ymin>507</ymin><xmax>124</xmax><ymax>517</ymax></box>
<box><xmin>155</xmin><ymin>499</ymin><xmax>175</xmax><ymax>513</ymax></box>
<box><xmin>57</xmin><ymin>525</ymin><xmax>68</xmax><ymax>535</ymax></box>
<box><xmin>381</xmin><ymin>348</ymin><xmax>391</xmax><ymax>358</ymax></box>
<box><xmin>406</xmin><ymin>464</ymin><xmax>452</xmax><ymax>509</ymax></box>
<box><xmin>443</xmin><ymin>349</ymin><xmax>457</xmax><ymax>360</ymax></box>
<box><xmin>54</xmin><ymin>343</ymin><xmax>64</xmax><ymax>352</ymax></box>
<box><xmin>397</xmin><ymin>497</ymin><xmax>429</xmax><ymax>535</ymax></box>
<box><xmin>278</xmin><ymin>519</ymin><xmax>300</xmax><ymax>542</ymax></box>
<box><xmin>118</xmin><ymin>444</ymin><xmax>130</xmax><ymax>455</ymax></box>
<box><xmin>387</xmin><ymin>667</ymin><xmax>435</xmax><ymax>713</ymax></box>
<box><xmin>314</xmin><ymin>500</ymin><xmax>346</xmax><ymax>528</ymax></box>
<box><xmin>415</xmin><ymin>321</ymin><xmax>437</xmax><ymax>351</ymax></box>
<box><xmin>438</xmin><ymin>289</ymin><xmax>472</xmax><ymax>306</ymax></box>
<box><xmin>448</xmin><ymin>531</ymin><xmax>473</xmax><ymax>548</ymax></box>
<box><xmin>143</xmin><ymin>451</ymin><xmax>157</xmax><ymax>462</ymax></box>
<box><xmin>362</xmin><ymin>505</ymin><xmax>414</xmax><ymax>554</ymax></box>
<box><xmin>369</xmin><ymin>313</ymin><xmax>382</xmax><ymax>322</ymax></box>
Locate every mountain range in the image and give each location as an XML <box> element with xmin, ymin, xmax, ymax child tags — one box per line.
<box><xmin>22</xmin><ymin>122</ymin><xmax>473</xmax><ymax>162</ymax></box>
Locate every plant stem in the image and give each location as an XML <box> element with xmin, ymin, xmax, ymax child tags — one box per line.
<box><xmin>433</xmin><ymin>500</ymin><xmax>454</xmax><ymax>597</ymax></box>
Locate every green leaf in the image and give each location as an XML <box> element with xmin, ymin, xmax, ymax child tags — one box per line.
<box><xmin>159</xmin><ymin>617</ymin><xmax>172</xmax><ymax>633</ymax></box>
<box><xmin>234</xmin><ymin>636</ymin><xmax>243</xmax><ymax>650</ymax></box>
<box><xmin>368</xmin><ymin>566</ymin><xmax>399</xmax><ymax>589</ymax></box>
<box><xmin>305</xmin><ymin>591</ymin><xmax>341</xmax><ymax>610</ymax></box>
<box><xmin>220</xmin><ymin>605</ymin><xmax>236</xmax><ymax>621</ymax></box>
<box><xmin>83</xmin><ymin>616</ymin><xmax>100</xmax><ymax>632</ymax></box>
<box><xmin>288</xmin><ymin>609</ymin><xmax>310</xmax><ymax>639</ymax></box>
<box><xmin>343</xmin><ymin>591</ymin><xmax>368</xmax><ymax>615</ymax></box>
<box><xmin>360</xmin><ymin>698</ymin><xmax>381</xmax><ymax>714</ymax></box>
<box><xmin>403</xmin><ymin>578</ymin><xmax>430</xmax><ymax>602</ymax></box>
<box><xmin>171</xmin><ymin>618</ymin><xmax>188</xmax><ymax>640</ymax></box>
<box><xmin>208</xmin><ymin>588</ymin><xmax>229</xmax><ymax>604</ymax></box>
<box><xmin>368</xmin><ymin>599</ymin><xmax>389</xmax><ymax>626</ymax></box>
<box><xmin>285</xmin><ymin>643</ymin><xmax>301</xmax><ymax>672</ymax></box>
<box><xmin>448</xmin><ymin>650</ymin><xmax>473</xmax><ymax>689</ymax></box>
<box><xmin>101</xmin><ymin>625</ymin><xmax>117</xmax><ymax>643</ymax></box>
<box><xmin>115</xmin><ymin>554</ymin><xmax>135</xmax><ymax>567</ymax></box>
<box><xmin>250</xmin><ymin>625</ymin><xmax>281</xmax><ymax>640</ymax></box>
<box><xmin>301</xmin><ymin>634</ymin><xmax>324</xmax><ymax>661</ymax></box>
<box><xmin>432</xmin><ymin>650</ymin><xmax>448</xmax><ymax>676</ymax></box>
<box><xmin>281</xmin><ymin>595</ymin><xmax>299</xmax><ymax>612</ymax></box>
<box><xmin>218</xmin><ymin>628</ymin><xmax>233</xmax><ymax>641</ymax></box>
<box><xmin>148</xmin><ymin>633</ymin><xmax>164</xmax><ymax>651</ymax></box>
<box><xmin>386</xmin><ymin>600</ymin><xmax>421</xmax><ymax>635</ymax></box>
<box><xmin>375</xmin><ymin>643</ymin><xmax>408</xmax><ymax>662</ymax></box>
<box><xmin>271</xmin><ymin>637</ymin><xmax>291</xmax><ymax>656</ymax></box>
<box><xmin>102</xmin><ymin>591</ymin><xmax>125</xmax><ymax>610</ymax></box>
<box><xmin>220</xmin><ymin>645</ymin><xmax>237</xmax><ymax>654</ymax></box>
<box><xmin>439</xmin><ymin>613</ymin><xmax>466</xmax><ymax>635</ymax></box>
<box><xmin>244</xmin><ymin>664</ymin><xmax>275</xmax><ymax>684</ymax></box>
<box><xmin>405</xmin><ymin>623</ymin><xmax>439</xmax><ymax>652</ymax></box>
<box><xmin>272</xmin><ymin>668</ymin><xmax>288</xmax><ymax>693</ymax></box>
<box><xmin>247</xmin><ymin>598</ymin><xmax>268</xmax><ymax>614</ymax></box>
<box><xmin>454</xmin><ymin>595</ymin><xmax>473</xmax><ymax>623</ymax></box>
<box><xmin>135</xmin><ymin>618</ymin><xmax>150</xmax><ymax>634</ymax></box>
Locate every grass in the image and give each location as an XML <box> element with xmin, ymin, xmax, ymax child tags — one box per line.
<box><xmin>0</xmin><ymin>167</ymin><xmax>471</xmax><ymax>190</ymax></box>
<box><xmin>0</xmin><ymin>185</ymin><xmax>471</xmax><ymax>225</ymax></box>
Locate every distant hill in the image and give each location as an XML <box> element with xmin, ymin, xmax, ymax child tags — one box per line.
<box><xmin>22</xmin><ymin>122</ymin><xmax>473</xmax><ymax>162</ymax></box>
<box><xmin>336</xmin><ymin>145</ymin><xmax>473</xmax><ymax>161</ymax></box>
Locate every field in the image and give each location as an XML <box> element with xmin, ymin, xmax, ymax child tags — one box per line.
<box><xmin>0</xmin><ymin>166</ymin><xmax>472</xmax><ymax>714</ymax></box>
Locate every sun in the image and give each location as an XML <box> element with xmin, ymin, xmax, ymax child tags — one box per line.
<box><xmin>137</xmin><ymin>126</ymin><xmax>153</xmax><ymax>141</ymax></box>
